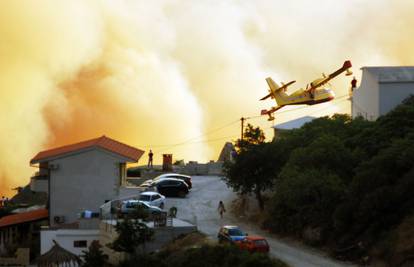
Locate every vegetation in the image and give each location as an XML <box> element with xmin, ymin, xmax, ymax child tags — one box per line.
<box><xmin>173</xmin><ymin>159</ymin><xmax>185</xmax><ymax>166</ymax></box>
<box><xmin>225</xmin><ymin>96</ymin><xmax>414</xmax><ymax>264</ymax></box>
<box><xmin>109</xmin><ymin>205</ymin><xmax>154</xmax><ymax>254</ymax></box>
<box><xmin>119</xmin><ymin>244</ymin><xmax>288</xmax><ymax>267</ymax></box>
<box><xmin>81</xmin><ymin>240</ymin><xmax>109</xmax><ymax>267</ymax></box>
<box><xmin>223</xmin><ymin>124</ymin><xmax>280</xmax><ymax>210</ymax></box>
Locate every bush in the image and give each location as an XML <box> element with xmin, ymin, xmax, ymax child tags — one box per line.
<box><xmin>119</xmin><ymin>244</ymin><xmax>288</xmax><ymax>267</ymax></box>
<box><xmin>268</xmin><ymin>169</ymin><xmax>345</xmax><ymax>236</ymax></box>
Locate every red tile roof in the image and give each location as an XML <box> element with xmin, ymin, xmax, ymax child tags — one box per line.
<box><xmin>30</xmin><ymin>136</ymin><xmax>145</xmax><ymax>164</ymax></box>
<box><xmin>0</xmin><ymin>209</ymin><xmax>48</xmax><ymax>228</ymax></box>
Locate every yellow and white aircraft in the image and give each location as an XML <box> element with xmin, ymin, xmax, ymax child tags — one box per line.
<box><xmin>260</xmin><ymin>60</ymin><xmax>352</xmax><ymax>121</ymax></box>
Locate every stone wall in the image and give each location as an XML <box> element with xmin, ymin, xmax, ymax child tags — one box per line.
<box><xmin>0</xmin><ymin>248</ymin><xmax>29</xmax><ymax>266</ymax></box>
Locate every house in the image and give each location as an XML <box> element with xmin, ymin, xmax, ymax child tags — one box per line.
<box><xmin>30</xmin><ymin>135</ymin><xmax>144</xmax><ymax>226</ymax></box>
<box><xmin>352</xmin><ymin>66</ymin><xmax>414</xmax><ymax>120</ymax></box>
<box><xmin>0</xmin><ymin>208</ymin><xmax>48</xmax><ymax>257</ymax></box>
<box><xmin>272</xmin><ymin>116</ymin><xmax>316</xmax><ymax>138</ymax></box>
<box><xmin>40</xmin><ymin>226</ymin><xmax>100</xmax><ymax>256</ymax></box>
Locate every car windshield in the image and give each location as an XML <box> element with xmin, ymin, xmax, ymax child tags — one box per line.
<box><xmin>139</xmin><ymin>195</ymin><xmax>151</xmax><ymax>201</ymax></box>
<box><xmin>228</xmin><ymin>228</ymin><xmax>244</xmax><ymax>236</ymax></box>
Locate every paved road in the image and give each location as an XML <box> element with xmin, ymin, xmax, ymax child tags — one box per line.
<box><xmin>164</xmin><ymin>176</ymin><xmax>357</xmax><ymax>267</ymax></box>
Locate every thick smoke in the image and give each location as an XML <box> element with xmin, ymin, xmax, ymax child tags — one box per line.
<box><xmin>1</xmin><ymin>0</ymin><xmax>413</xmax><ymax>196</ymax></box>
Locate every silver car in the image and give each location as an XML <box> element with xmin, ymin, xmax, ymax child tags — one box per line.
<box><xmin>120</xmin><ymin>200</ymin><xmax>162</xmax><ymax>215</ymax></box>
<box><xmin>138</xmin><ymin>192</ymin><xmax>166</xmax><ymax>209</ymax></box>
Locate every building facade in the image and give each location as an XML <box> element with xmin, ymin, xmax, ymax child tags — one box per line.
<box><xmin>30</xmin><ymin>136</ymin><xmax>144</xmax><ymax>226</ymax></box>
<box><xmin>0</xmin><ymin>209</ymin><xmax>48</xmax><ymax>257</ymax></box>
<box><xmin>352</xmin><ymin>66</ymin><xmax>414</xmax><ymax>120</ymax></box>
<box><xmin>41</xmin><ymin>228</ymin><xmax>100</xmax><ymax>256</ymax></box>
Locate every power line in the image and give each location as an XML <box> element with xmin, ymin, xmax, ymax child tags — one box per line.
<box><xmin>144</xmin><ymin>94</ymin><xmax>352</xmax><ymax>153</ymax></box>
<box><xmin>154</xmin><ymin>119</ymin><xmax>240</xmax><ymax>153</ymax></box>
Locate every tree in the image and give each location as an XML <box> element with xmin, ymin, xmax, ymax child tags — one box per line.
<box><xmin>333</xmin><ymin>133</ymin><xmax>414</xmax><ymax>243</ymax></box>
<box><xmin>110</xmin><ymin>205</ymin><xmax>154</xmax><ymax>255</ymax></box>
<box><xmin>224</xmin><ymin>141</ymin><xmax>285</xmax><ymax>211</ymax></box>
<box><xmin>109</xmin><ymin>217</ymin><xmax>154</xmax><ymax>254</ymax></box>
<box><xmin>235</xmin><ymin>123</ymin><xmax>265</xmax><ymax>152</ymax></box>
<box><xmin>268</xmin><ymin>169</ymin><xmax>345</xmax><ymax>235</ymax></box>
<box><xmin>81</xmin><ymin>240</ymin><xmax>108</xmax><ymax>267</ymax></box>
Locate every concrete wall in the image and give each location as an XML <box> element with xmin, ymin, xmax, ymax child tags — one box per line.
<box><xmin>0</xmin><ymin>248</ymin><xmax>29</xmax><ymax>266</ymax></box>
<box><xmin>41</xmin><ymin>228</ymin><xmax>100</xmax><ymax>256</ymax></box>
<box><xmin>30</xmin><ymin>177</ymin><xmax>48</xmax><ymax>193</ymax></box>
<box><xmin>181</xmin><ymin>162</ymin><xmax>223</xmax><ymax>176</ymax></box>
<box><xmin>352</xmin><ymin>70</ymin><xmax>379</xmax><ymax>120</ymax></box>
<box><xmin>100</xmin><ymin>219</ymin><xmax>197</xmax><ymax>265</ymax></box>
<box><xmin>49</xmin><ymin>148</ymin><xmax>125</xmax><ymax>225</ymax></box>
<box><xmin>379</xmin><ymin>82</ymin><xmax>414</xmax><ymax>115</ymax></box>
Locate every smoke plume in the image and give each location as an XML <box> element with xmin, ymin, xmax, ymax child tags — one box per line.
<box><xmin>0</xmin><ymin>0</ymin><xmax>413</xmax><ymax>196</ymax></box>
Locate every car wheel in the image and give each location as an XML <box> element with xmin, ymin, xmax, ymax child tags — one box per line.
<box><xmin>178</xmin><ymin>190</ymin><xmax>186</xmax><ymax>198</ymax></box>
<box><xmin>160</xmin><ymin>203</ymin><xmax>164</xmax><ymax>209</ymax></box>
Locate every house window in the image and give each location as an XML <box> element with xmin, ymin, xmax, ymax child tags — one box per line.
<box><xmin>119</xmin><ymin>163</ymin><xmax>126</xmax><ymax>185</ymax></box>
<box><xmin>74</xmin><ymin>240</ymin><xmax>87</xmax><ymax>248</ymax></box>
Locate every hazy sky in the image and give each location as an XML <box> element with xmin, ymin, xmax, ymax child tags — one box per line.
<box><xmin>1</xmin><ymin>0</ymin><xmax>413</xmax><ymax>196</ymax></box>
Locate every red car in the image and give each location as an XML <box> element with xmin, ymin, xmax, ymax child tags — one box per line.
<box><xmin>238</xmin><ymin>235</ymin><xmax>270</xmax><ymax>253</ymax></box>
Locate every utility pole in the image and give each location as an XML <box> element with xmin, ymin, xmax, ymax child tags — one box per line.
<box><xmin>240</xmin><ymin>117</ymin><xmax>245</xmax><ymax>140</ymax></box>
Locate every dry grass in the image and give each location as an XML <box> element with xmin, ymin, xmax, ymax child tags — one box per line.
<box><xmin>162</xmin><ymin>231</ymin><xmax>211</xmax><ymax>252</ymax></box>
<box><xmin>230</xmin><ymin>194</ymin><xmax>270</xmax><ymax>229</ymax></box>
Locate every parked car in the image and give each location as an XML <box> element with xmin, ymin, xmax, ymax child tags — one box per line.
<box><xmin>238</xmin><ymin>236</ymin><xmax>270</xmax><ymax>253</ymax></box>
<box><xmin>141</xmin><ymin>173</ymin><xmax>192</xmax><ymax>189</ymax></box>
<box><xmin>120</xmin><ymin>199</ymin><xmax>163</xmax><ymax>216</ymax></box>
<box><xmin>138</xmin><ymin>192</ymin><xmax>166</xmax><ymax>209</ymax></box>
<box><xmin>152</xmin><ymin>178</ymin><xmax>189</xmax><ymax>197</ymax></box>
<box><xmin>217</xmin><ymin>225</ymin><xmax>247</xmax><ymax>243</ymax></box>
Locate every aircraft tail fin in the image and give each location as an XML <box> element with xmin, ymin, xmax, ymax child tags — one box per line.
<box><xmin>265</xmin><ymin>77</ymin><xmax>280</xmax><ymax>92</ymax></box>
<box><xmin>263</xmin><ymin>77</ymin><xmax>292</xmax><ymax>105</ymax></box>
<box><xmin>260</xmin><ymin>78</ymin><xmax>280</xmax><ymax>101</ymax></box>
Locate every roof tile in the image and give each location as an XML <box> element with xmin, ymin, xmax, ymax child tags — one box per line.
<box><xmin>0</xmin><ymin>209</ymin><xmax>48</xmax><ymax>228</ymax></box>
<box><xmin>30</xmin><ymin>136</ymin><xmax>144</xmax><ymax>164</ymax></box>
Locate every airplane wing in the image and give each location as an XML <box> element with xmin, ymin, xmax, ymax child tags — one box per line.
<box><xmin>306</xmin><ymin>60</ymin><xmax>352</xmax><ymax>92</ymax></box>
<box><xmin>260</xmin><ymin>80</ymin><xmax>296</xmax><ymax>101</ymax></box>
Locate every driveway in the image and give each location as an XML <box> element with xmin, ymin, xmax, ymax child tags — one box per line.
<box><xmin>164</xmin><ymin>175</ymin><xmax>357</xmax><ymax>267</ymax></box>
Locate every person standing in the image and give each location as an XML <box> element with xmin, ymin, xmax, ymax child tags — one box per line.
<box><xmin>218</xmin><ymin>201</ymin><xmax>226</xmax><ymax>219</ymax></box>
<box><xmin>350</xmin><ymin>76</ymin><xmax>358</xmax><ymax>97</ymax></box>
<box><xmin>148</xmin><ymin>149</ymin><xmax>154</xmax><ymax>168</ymax></box>
<box><xmin>351</xmin><ymin>76</ymin><xmax>358</xmax><ymax>90</ymax></box>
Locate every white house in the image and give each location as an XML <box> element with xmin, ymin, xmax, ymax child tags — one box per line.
<box><xmin>272</xmin><ymin>116</ymin><xmax>316</xmax><ymax>138</ymax></box>
<box><xmin>40</xmin><ymin>227</ymin><xmax>100</xmax><ymax>256</ymax></box>
<box><xmin>30</xmin><ymin>135</ymin><xmax>144</xmax><ymax>226</ymax></box>
<box><xmin>352</xmin><ymin>66</ymin><xmax>414</xmax><ymax>120</ymax></box>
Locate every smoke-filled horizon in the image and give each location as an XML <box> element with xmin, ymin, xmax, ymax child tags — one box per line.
<box><xmin>1</xmin><ymin>0</ymin><xmax>413</xmax><ymax>197</ymax></box>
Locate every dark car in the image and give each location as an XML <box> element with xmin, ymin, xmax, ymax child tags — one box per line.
<box><xmin>153</xmin><ymin>178</ymin><xmax>189</xmax><ymax>197</ymax></box>
<box><xmin>141</xmin><ymin>173</ymin><xmax>192</xmax><ymax>189</ymax></box>
<box><xmin>217</xmin><ymin>225</ymin><xmax>247</xmax><ymax>244</ymax></box>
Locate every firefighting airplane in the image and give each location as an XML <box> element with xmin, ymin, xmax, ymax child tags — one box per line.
<box><xmin>260</xmin><ymin>60</ymin><xmax>353</xmax><ymax>121</ymax></box>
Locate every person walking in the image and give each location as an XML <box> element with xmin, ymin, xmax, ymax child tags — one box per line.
<box><xmin>218</xmin><ymin>200</ymin><xmax>226</xmax><ymax>219</ymax></box>
<box><xmin>148</xmin><ymin>149</ymin><xmax>154</xmax><ymax>169</ymax></box>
